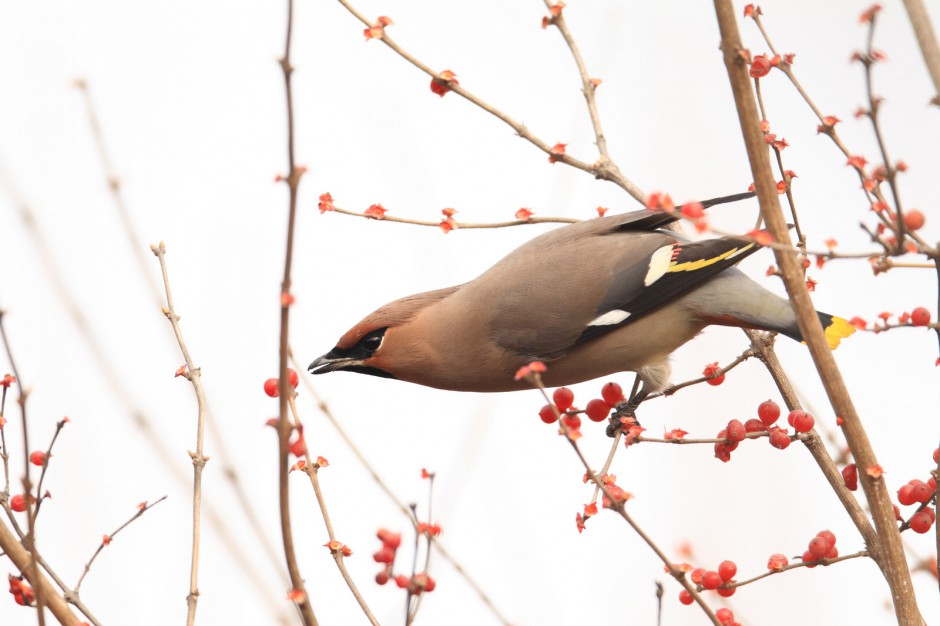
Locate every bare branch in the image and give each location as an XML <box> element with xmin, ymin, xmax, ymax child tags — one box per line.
<box><xmin>714</xmin><ymin>3</ymin><xmax>923</xmax><ymax>622</ymax></box>
<box><xmin>150</xmin><ymin>242</ymin><xmax>209</xmax><ymax>625</ymax></box>
<box><xmin>72</xmin><ymin>497</ymin><xmax>167</xmax><ymax>596</ymax></box>
<box><xmin>333</xmin><ymin>0</ymin><xmax>646</xmax><ymax>203</ymax></box>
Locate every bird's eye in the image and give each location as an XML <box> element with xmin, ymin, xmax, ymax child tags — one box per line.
<box><xmin>362</xmin><ymin>333</ymin><xmax>383</xmax><ymax>354</ymax></box>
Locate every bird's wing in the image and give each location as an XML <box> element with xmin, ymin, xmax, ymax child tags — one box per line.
<box><xmin>574</xmin><ymin>234</ymin><xmax>760</xmax><ymax>346</ymax></box>
<box><xmin>489</xmin><ymin>228</ymin><xmax>761</xmax><ymax>359</ymax></box>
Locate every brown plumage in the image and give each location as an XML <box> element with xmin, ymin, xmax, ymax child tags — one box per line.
<box><xmin>310</xmin><ymin>194</ymin><xmax>853</xmax><ymax>394</ymax></box>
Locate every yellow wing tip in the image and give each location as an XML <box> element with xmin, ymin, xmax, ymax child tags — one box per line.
<box><xmin>825</xmin><ymin>316</ymin><xmax>856</xmax><ymax>350</ymax></box>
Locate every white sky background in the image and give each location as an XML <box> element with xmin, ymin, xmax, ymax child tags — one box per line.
<box><xmin>1</xmin><ymin>1</ymin><xmax>938</xmax><ymax>625</ymax></box>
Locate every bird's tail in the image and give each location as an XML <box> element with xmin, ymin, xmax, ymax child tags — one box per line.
<box><xmin>776</xmin><ymin>311</ymin><xmax>856</xmax><ymax>350</ymax></box>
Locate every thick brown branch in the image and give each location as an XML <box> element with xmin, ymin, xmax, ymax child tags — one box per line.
<box><xmin>714</xmin><ymin>3</ymin><xmax>922</xmax><ymax>623</ymax></box>
<box><xmin>0</xmin><ymin>521</ymin><xmax>79</xmax><ymax>625</ymax></box>
<box><xmin>901</xmin><ymin>0</ymin><xmax>940</xmax><ymax>106</ymax></box>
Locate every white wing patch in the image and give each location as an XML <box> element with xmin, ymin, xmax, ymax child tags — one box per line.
<box><xmin>587</xmin><ymin>309</ymin><xmax>631</xmax><ymax>327</ymax></box>
<box><xmin>644</xmin><ymin>245</ymin><xmax>675</xmax><ymax>286</ymax></box>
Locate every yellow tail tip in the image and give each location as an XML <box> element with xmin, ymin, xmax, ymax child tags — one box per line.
<box><xmin>825</xmin><ymin>316</ymin><xmax>856</xmax><ymax>349</ymax></box>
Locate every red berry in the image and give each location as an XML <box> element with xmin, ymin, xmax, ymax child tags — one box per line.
<box><xmin>29</xmin><ymin>451</ymin><xmax>46</xmax><ymax>467</ymax></box>
<box><xmin>910</xmin><ymin>511</ymin><xmax>933</xmax><ymax>534</ymax></box>
<box><xmin>553</xmin><ymin>387</ymin><xmax>575</xmax><ymax>412</ymax></box>
<box><xmin>394</xmin><ymin>575</ymin><xmax>410</xmax><ymax>589</ymax></box>
<box><xmin>601</xmin><ymin>382</ymin><xmax>624</xmax><ymax>405</ymax></box>
<box><xmin>827</xmin><ymin>545</ymin><xmax>839</xmax><ymax>559</ymax></box>
<box><xmin>375</xmin><ymin>571</ymin><xmax>389</xmax><ymax>585</ymax></box>
<box><xmin>377</xmin><ymin>529</ymin><xmax>401</xmax><ymax>549</ymax></box>
<box><xmin>768</xmin><ymin>427</ymin><xmax>791</xmax><ymax>450</ymax></box>
<box><xmin>263</xmin><ymin>378</ymin><xmax>279</xmax><ymax>398</ymax></box>
<box><xmin>716</xmin><ymin>585</ymin><xmax>736</xmax><ymax>598</ymax></box>
<box><xmin>287</xmin><ymin>368</ymin><xmax>299</xmax><ymax>388</ymax></box>
<box><xmin>373</xmin><ymin>547</ymin><xmax>395</xmax><ymax>564</ymax></box>
<box><xmin>791</xmin><ymin>411</ymin><xmax>815</xmax><ymax>433</ymax></box>
<box><xmin>757</xmin><ymin>399</ymin><xmax>780</xmax><ymax>426</ymax></box>
<box><xmin>716</xmin><ymin>607</ymin><xmax>735</xmax><ymax>624</ymax></box>
<box><xmin>10</xmin><ymin>494</ymin><xmax>27</xmax><ymax>513</ymax></box>
<box><xmin>718</xmin><ymin>560</ymin><xmax>737</xmax><ymax>582</ymax></box>
<box><xmin>690</xmin><ymin>568</ymin><xmax>705</xmax><ymax>585</ymax></box>
<box><xmin>539</xmin><ymin>404</ymin><xmax>559</xmax><ymax>424</ymax></box>
<box><xmin>289</xmin><ymin>436</ymin><xmax>307</xmax><ymax>457</ymax></box>
<box><xmin>725</xmin><ymin>420</ymin><xmax>746</xmax><ymax>444</ymax></box>
<box><xmin>904</xmin><ymin>209</ymin><xmax>925</xmax><ymax>231</ymax></box>
<box><xmin>702</xmin><ymin>362</ymin><xmax>725</xmax><ymax>386</ymax></box>
<box><xmin>910</xmin><ymin>481</ymin><xmax>933</xmax><ymax>503</ymax></box>
<box><xmin>924</xmin><ymin>507</ymin><xmax>936</xmax><ymax>522</ymax></box>
<box><xmin>584</xmin><ymin>399</ymin><xmax>612</xmax><ymax>422</ymax></box>
<box><xmin>910</xmin><ymin>307</ymin><xmax>931</xmax><ymax>327</ymax></box>
<box><xmin>841</xmin><ymin>464</ymin><xmax>858</xmax><ymax>491</ymax></box>
<box><xmin>816</xmin><ymin>530</ymin><xmax>837</xmax><ymax>547</ymax></box>
<box><xmin>802</xmin><ymin>550</ymin><xmax>818</xmax><ymax>568</ymax></box>
<box><xmin>744</xmin><ymin>418</ymin><xmax>764</xmax><ymax>433</ymax></box>
<box><xmin>808</xmin><ymin>536</ymin><xmax>830</xmax><ymax>559</ymax></box>
<box><xmin>701</xmin><ymin>570</ymin><xmax>722</xmax><ymax>590</ymax></box>
<box><xmin>423</xmin><ymin>576</ymin><xmax>436</xmax><ymax>592</ymax></box>
<box><xmin>898</xmin><ymin>484</ymin><xmax>916</xmax><ymax>506</ymax></box>
<box><xmin>767</xmin><ymin>553</ymin><xmax>788</xmax><ymax>570</ymax></box>
<box><xmin>562</xmin><ymin>414</ymin><xmax>582</xmax><ymax>430</ymax></box>
<box><xmin>934</xmin><ymin>448</ymin><xmax>939</xmax><ymax>464</ymax></box>
<box><xmin>714</xmin><ymin>441</ymin><xmax>733</xmax><ymax>463</ymax></box>
<box><xmin>678</xmin><ymin>590</ymin><xmax>694</xmax><ymax>605</ymax></box>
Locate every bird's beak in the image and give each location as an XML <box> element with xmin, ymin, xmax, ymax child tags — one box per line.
<box><xmin>307</xmin><ymin>352</ymin><xmax>360</xmax><ymax>375</ymax></box>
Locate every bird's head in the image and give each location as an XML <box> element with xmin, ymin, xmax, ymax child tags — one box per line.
<box><xmin>308</xmin><ymin>285</ymin><xmax>460</xmax><ymax>381</ymax></box>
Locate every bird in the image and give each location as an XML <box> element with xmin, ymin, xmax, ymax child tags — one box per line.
<box><xmin>309</xmin><ymin>193</ymin><xmax>854</xmax><ymax>402</ymax></box>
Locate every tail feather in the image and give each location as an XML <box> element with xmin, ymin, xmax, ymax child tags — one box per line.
<box><xmin>777</xmin><ymin>312</ymin><xmax>855</xmax><ymax>349</ymax></box>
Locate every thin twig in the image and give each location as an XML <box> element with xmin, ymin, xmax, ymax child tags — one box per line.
<box><xmin>528</xmin><ymin>373</ymin><xmax>721</xmax><ymax>626</ymax></box>
<box><xmin>648</xmin><ymin>346</ymin><xmax>756</xmax><ymax>399</ymax></box>
<box><xmin>542</xmin><ymin>1</ymin><xmax>613</xmax><ymax>163</ymax></box>
<box><xmin>333</xmin><ymin>0</ymin><xmax>646</xmax><ymax>203</ymax></box>
<box><xmin>72</xmin><ymin>497</ymin><xmax>167</xmax><ymax>596</ymax></box>
<box><xmin>74</xmin><ymin>78</ymin><xmax>291</xmax><ymax>597</ymax></box>
<box><xmin>728</xmin><ymin>549</ymin><xmax>869</xmax><ymax>589</ymax></box>
<box><xmin>150</xmin><ymin>242</ymin><xmax>208</xmax><ymax>626</ymax></box>
<box><xmin>31</xmin><ymin>418</ymin><xmax>67</xmax><ymax>521</ymax></box>
<box><xmin>743</xmin><ymin>328</ymin><xmax>879</xmax><ymax>555</ymax></box>
<box><xmin>286</xmin><ymin>395</ymin><xmax>380</xmax><ymax>625</ymax></box>
<box><xmin>0</xmin><ymin>165</ymin><xmax>292</xmax><ymax>622</ymax></box>
<box><xmin>0</xmin><ymin>310</ymin><xmax>45</xmax><ymax>625</ymax></box>
<box><xmin>275</xmin><ymin>1</ymin><xmax>318</xmax><ymax>623</ymax></box>
<box><xmin>328</xmin><ymin>205</ymin><xmax>578</xmax><ymax>228</ymax></box>
<box><xmin>289</xmin><ymin>350</ymin><xmax>515</xmax><ymax>626</ymax></box>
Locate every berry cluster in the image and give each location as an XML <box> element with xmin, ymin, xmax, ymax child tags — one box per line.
<box><xmin>262</xmin><ymin>368</ymin><xmax>300</xmax><ymax>398</ymax></box>
<box><xmin>372</xmin><ymin>529</ymin><xmax>437</xmax><ymax>594</ymax></box>
<box><xmin>262</xmin><ymin>369</ymin><xmax>307</xmax><ymax>456</ymax></box>
<box><xmin>896</xmin><ymin>448</ymin><xmax>937</xmax><ymax>535</ymax></box>
<box><xmin>681</xmin><ymin>559</ymin><xmax>739</xmax><ymax>605</ymax></box>
<box><xmin>802</xmin><ymin>530</ymin><xmax>838</xmax><ymax>566</ymax></box>
<box><xmin>714</xmin><ymin>400</ymin><xmax>814</xmax><ymax>462</ymax></box>
<box><xmin>538</xmin><ymin>382</ymin><xmax>627</xmax><ymax>439</ymax></box>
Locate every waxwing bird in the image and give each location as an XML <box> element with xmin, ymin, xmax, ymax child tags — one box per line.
<box><xmin>310</xmin><ymin>193</ymin><xmax>854</xmax><ymax>396</ymax></box>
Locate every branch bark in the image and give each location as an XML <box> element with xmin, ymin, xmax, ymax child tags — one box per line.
<box><xmin>0</xmin><ymin>521</ymin><xmax>80</xmax><ymax>626</ymax></box>
<box><xmin>713</xmin><ymin>3</ymin><xmax>923</xmax><ymax>623</ymax></box>
<box><xmin>901</xmin><ymin>0</ymin><xmax>940</xmax><ymax>106</ymax></box>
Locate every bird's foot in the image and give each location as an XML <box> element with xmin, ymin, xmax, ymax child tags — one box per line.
<box><xmin>606</xmin><ymin>389</ymin><xmax>648</xmax><ymax>438</ymax></box>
